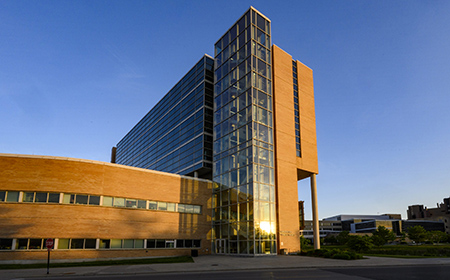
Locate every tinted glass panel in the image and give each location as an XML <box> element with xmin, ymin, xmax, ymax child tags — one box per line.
<box><xmin>29</xmin><ymin>239</ymin><xmax>42</xmax><ymax>249</ymax></box>
<box><xmin>85</xmin><ymin>239</ymin><xmax>96</xmax><ymax>249</ymax></box>
<box><xmin>89</xmin><ymin>195</ymin><xmax>100</xmax><ymax>205</ymax></box>
<box><xmin>48</xmin><ymin>193</ymin><xmax>60</xmax><ymax>203</ymax></box>
<box><xmin>23</xmin><ymin>192</ymin><xmax>34</xmax><ymax>202</ymax></box>
<box><xmin>58</xmin><ymin>238</ymin><xmax>70</xmax><ymax>249</ymax></box>
<box><xmin>0</xmin><ymin>239</ymin><xmax>13</xmax><ymax>250</ymax></box>
<box><xmin>35</xmin><ymin>192</ymin><xmax>47</xmax><ymax>203</ymax></box>
<box><xmin>6</xmin><ymin>191</ymin><xmax>19</xmax><ymax>202</ymax></box>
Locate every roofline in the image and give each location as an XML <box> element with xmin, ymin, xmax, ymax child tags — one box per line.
<box><xmin>0</xmin><ymin>153</ymin><xmax>213</xmax><ymax>183</ymax></box>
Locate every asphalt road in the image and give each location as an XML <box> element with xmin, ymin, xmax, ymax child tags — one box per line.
<box><xmin>30</xmin><ymin>264</ymin><xmax>450</xmax><ymax>280</ymax></box>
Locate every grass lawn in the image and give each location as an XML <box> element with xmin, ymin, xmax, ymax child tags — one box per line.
<box><xmin>0</xmin><ymin>256</ymin><xmax>194</xmax><ymax>270</ymax></box>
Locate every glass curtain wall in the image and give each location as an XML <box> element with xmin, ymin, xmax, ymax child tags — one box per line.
<box><xmin>213</xmin><ymin>8</ymin><xmax>276</xmax><ymax>255</ymax></box>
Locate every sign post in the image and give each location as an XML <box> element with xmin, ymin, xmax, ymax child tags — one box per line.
<box><xmin>45</xmin><ymin>238</ymin><xmax>54</xmax><ymax>274</ymax></box>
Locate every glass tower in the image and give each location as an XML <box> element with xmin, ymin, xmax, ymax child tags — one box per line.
<box><xmin>212</xmin><ymin>7</ymin><xmax>276</xmax><ymax>255</ymax></box>
<box><xmin>114</xmin><ymin>55</ymin><xmax>214</xmax><ymax>179</ymax></box>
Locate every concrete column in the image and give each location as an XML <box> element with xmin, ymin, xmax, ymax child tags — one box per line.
<box><xmin>310</xmin><ymin>174</ymin><xmax>320</xmax><ymax>249</ymax></box>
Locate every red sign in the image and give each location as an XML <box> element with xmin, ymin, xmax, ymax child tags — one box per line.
<box><xmin>46</xmin><ymin>238</ymin><xmax>54</xmax><ymax>249</ymax></box>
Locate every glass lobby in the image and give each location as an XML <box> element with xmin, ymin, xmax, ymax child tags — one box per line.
<box><xmin>212</xmin><ymin>8</ymin><xmax>276</xmax><ymax>255</ymax></box>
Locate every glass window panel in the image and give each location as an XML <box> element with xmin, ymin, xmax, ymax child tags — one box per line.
<box><xmin>146</xmin><ymin>239</ymin><xmax>155</xmax><ymax>248</ymax></box>
<box><xmin>0</xmin><ymin>191</ymin><xmax>5</xmax><ymax>201</ymax></box>
<box><xmin>126</xmin><ymin>199</ymin><xmax>137</xmax><ymax>208</ymax></box>
<box><xmin>157</xmin><ymin>202</ymin><xmax>167</xmax><ymax>211</ymax></box>
<box><xmin>166</xmin><ymin>240</ymin><xmax>175</xmax><ymax>248</ymax></box>
<box><xmin>185</xmin><ymin>239</ymin><xmax>193</xmax><ymax>248</ymax></box>
<box><xmin>167</xmin><ymin>202</ymin><xmax>176</xmax><ymax>212</ymax></box>
<box><xmin>70</xmin><ymin>239</ymin><xmax>84</xmax><ymax>249</ymax></box>
<box><xmin>176</xmin><ymin>239</ymin><xmax>184</xmax><ymax>248</ymax></box>
<box><xmin>85</xmin><ymin>239</ymin><xmax>96</xmax><ymax>249</ymax></box>
<box><xmin>103</xmin><ymin>196</ymin><xmax>113</xmax><ymax>206</ymax></box>
<box><xmin>6</xmin><ymin>191</ymin><xmax>19</xmax><ymax>202</ymax></box>
<box><xmin>257</xmin><ymin>13</ymin><xmax>266</xmax><ymax>32</ymax></box>
<box><xmin>258</xmin><ymin>124</ymin><xmax>269</xmax><ymax>142</ymax></box>
<box><xmin>99</xmin><ymin>239</ymin><xmax>110</xmax><ymax>249</ymax></box>
<box><xmin>223</xmin><ymin>32</ymin><xmax>229</xmax><ymax>47</ymax></box>
<box><xmin>260</xmin><ymin>184</ymin><xmax>270</xmax><ymax>201</ymax></box>
<box><xmin>155</xmin><ymin>239</ymin><xmax>165</xmax><ymax>248</ymax></box>
<box><xmin>29</xmin><ymin>239</ymin><xmax>42</xmax><ymax>249</ymax></box>
<box><xmin>133</xmin><ymin>239</ymin><xmax>144</xmax><ymax>249</ymax></box>
<box><xmin>89</xmin><ymin>195</ymin><xmax>100</xmax><ymax>205</ymax></box>
<box><xmin>185</xmin><ymin>204</ymin><xmax>194</xmax><ymax>213</ymax></box>
<box><xmin>193</xmin><ymin>205</ymin><xmax>201</xmax><ymax>214</ymax></box>
<box><xmin>16</xmin><ymin>239</ymin><xmax>28</xmax><ymax>250</ymax></box>
<box><xmin>110</xmin><ymin>239</ymin><xmax>122</xmax><ymax>249</ymax></box>
<box><xmin>34</xmin><ymin>192</ymin><xmax>47</xmax><ymax>203</ymax></box>
<box><xmin>48</xmin><ymin>193</ymin><xmax>60</xmax><ymax>203</ymax></box>
<box><xmin>137</xmin><ymin>200</ymin><xmax>147</xmax><ymax>209</ymax></box>
<box><xmin>178</xmin><ymin>204</ymin><xmax>186</xmax><ymax>213</ymax></box>
<box><xmin>75</xmin><ymin>194</ymin><xmax>88</xmax><ymax>205</ymax></box>
<box><xmin>58</xmin><ymin>238</ymin><xmax>70</xmax><ymax>249</ymax></box>
<box><xmin>23</xmin><ymin>192</ymin><xmax>34</xmax><ymax>202</ymax></box>
<box><xmin>63</xmin><ymin>194</ymin><xmax>72</xmax><ymax>204</ymax></box>
<box><xmin>123</xmin><ymin>239</ymin><xmax>134</xmax><ymax>248</ymax></box>
<box><xmin>113</xmin><ymin>197</ymin><xmax>125</xmax><ymax>207</ymax></box>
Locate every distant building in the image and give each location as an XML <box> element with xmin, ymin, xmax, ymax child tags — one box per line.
<box><xmin>407</xmin><ymin>197</ymin><xmax>450</xmax><ymax>234</ymax></box>
<box><xmin>301</xmin><ymin>213</ymin><xmax>446</xmax><ymax>240</ymax></box>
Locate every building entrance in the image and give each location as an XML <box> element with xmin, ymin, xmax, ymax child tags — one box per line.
<box><xmin>215</xmin><ymin>239</ymin><xmax>227</xmax><ymax>254</ymax></box>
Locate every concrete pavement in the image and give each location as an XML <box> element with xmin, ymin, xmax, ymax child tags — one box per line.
<box><xmin>1</xmin><ymin>255</ymin><xmax>450</xmax><ymax>279</ymax></box>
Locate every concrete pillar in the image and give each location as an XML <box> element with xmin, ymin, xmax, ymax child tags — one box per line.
<box><xmin>310</xmin><ymin>174</ymin><xmax>320</xmax><ymax>249</ymax></box>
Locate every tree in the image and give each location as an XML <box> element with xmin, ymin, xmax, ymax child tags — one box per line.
<box><xmin>407</xmin><ymin>225</ymin><xmax>428</xmax><ymax>243</ymax></box>
<box><xmin>324</xmin><ymin>235</ymin><xmax>338</xmax><ymax>245</ymax></box>
<box><xmin>371</xmin><ymin>226</ymin><xmax>396</xmax><ymax>246</ymax></box>
<box><xmin>346</xmin><ymin>235</ymin><xmax>373</xmax><ymax>252</ymax></box>
<box><xmin>336</xmin><ymin>231</ymin><xmax>350</xmax><ymax>245</ymax></box>
<box><xmin>300</xmin><ymin>235</ymin><xmax>311</xmax><ymax>250</ymax></box>
<box><xmin>428</xmin><ymin>231</ymin><xmax>447</xmax><ymax>244</ymax></box>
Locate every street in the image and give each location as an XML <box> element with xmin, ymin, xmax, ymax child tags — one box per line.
<box><xmin>29</xmin><ymin>264</ymin><xmax>450</xmax><ymax>280</ymax></box>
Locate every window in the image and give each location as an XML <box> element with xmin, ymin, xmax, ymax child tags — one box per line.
<box><xmin>137</xmin><ymin>200</ymin><xmax>146</xmax><ymax>209</ymax></box>
<box><xmin>58</xmin><ymin>239</ymin><xmax>70</xmax><ymax>249</ymax></box>
<box><xmin>29</xmin><ymin>239</ymin><xmax>43</xmax><ymax>249</ymax></box>
<box><xmin>6</xmin><ymin>191</ymin><xmax>19</xmax><ymax>202</ymax></box>
<box><xmin>99</xmin><ymin>239</ymin><xmax>110</xmax><ymax>249</ymax></box>
<box><xmin>16</xmin><ymin>239</ymin><xmax>28</xmax><ymax>250</ymax></box>
<box><xmin>111</xmin><ymin>239</ymin><xmax>122</xmax><ymax>249</ymax></box>
<box><xmin>85</xmin><ymin>239</ymin><xmax>96</xmax><ymax>249</ymax></box>
<box><xmin>0</xmin><ymin>191</ymin><xmax>5</xmax><ymax>201</ymax></box>
<box><xmin>89</xmin><ymin>195</ymin><xmax>100</xmax><ymax>205</ymax></box>
<box><xmin>102</xmin><ymin>196</ymin><xmax>113</xmax><ymax>206</ymax></box>
<box><xmin>146</xmin><ymin>239</ymin><xmax>155</xmax><ymax>248</ymax></box>
<box><xmin>149</xmin><ymin>201</ymin><xmax>157</xmax><ymax>210</ymax></box>
<box><xmin>0</xmin><ymin>239</ymin><xmax>13</xmax><ymax>250</ymax></box>
<box><xmin>165</xmin><ymin>240</ymin><xmax>175</xmax><ymax>248</ymax></box>
<box><xmin>123</xmin><ymin>239</ymin><xmax>134</xmax><ymax>249</ymax></box>
<box><xmin>48</xmin><ymin>193</ymin><xmax>60</xmax><ymax>203</ymax></box>
<box><xmin>126</xmin><ymin>199</ymin><xmax>137</xmax><ymax>208</ymax></box>
<box><xmin>35</xmin><ymin>192</ymin><xmax>47</xmax><ymax>203</ymax></box>
<box><xmin>71</xmin><ymin>239</ymin><xmax>84</xmax><ymax>249</ymax></box>
<box><xmin>156</xmin><ymin>239</ymin><xmax>165</xmax><ymax>248</ymax></box>
<box><xmin>113</xmin><ymin>197</ymin><xmax>125</xmax><ymax>207</ymax></box>
<box><xmin>63</xmin><ymin>194</ymin><xmax>75</xmax><ymax>204</ymax></box>
<box><xmin>75</xmin><ymin>195</ymin><xmax>88</xmax><ymax>205</ymax></box>
<box><xmin>23</xmin><ymin>192</ymin><xmax>34</xmax><ymax>202</ymax></box>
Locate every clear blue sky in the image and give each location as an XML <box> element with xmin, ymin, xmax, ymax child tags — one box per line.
<box><xmin>1</xmin><ymin>0</ymin><xmax>449</xmax><ymax>220</ymax></box>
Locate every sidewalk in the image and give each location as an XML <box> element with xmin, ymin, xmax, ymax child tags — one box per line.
<box><xmin>1</xmin><ymin>255</ymin><xmax>450</xmax><ymax>279</ymax></box>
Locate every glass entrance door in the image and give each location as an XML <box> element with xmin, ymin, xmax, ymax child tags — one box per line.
<box><xmin>215</xmin><ymin>239</ymin><xmax>227</xmax><ymax>254</ymax></box>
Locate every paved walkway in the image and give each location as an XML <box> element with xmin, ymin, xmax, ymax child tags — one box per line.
<box><xmin>1</xmin><ymin>255</ymin><xmax>450</xmax><ymax>279</ymax></box>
